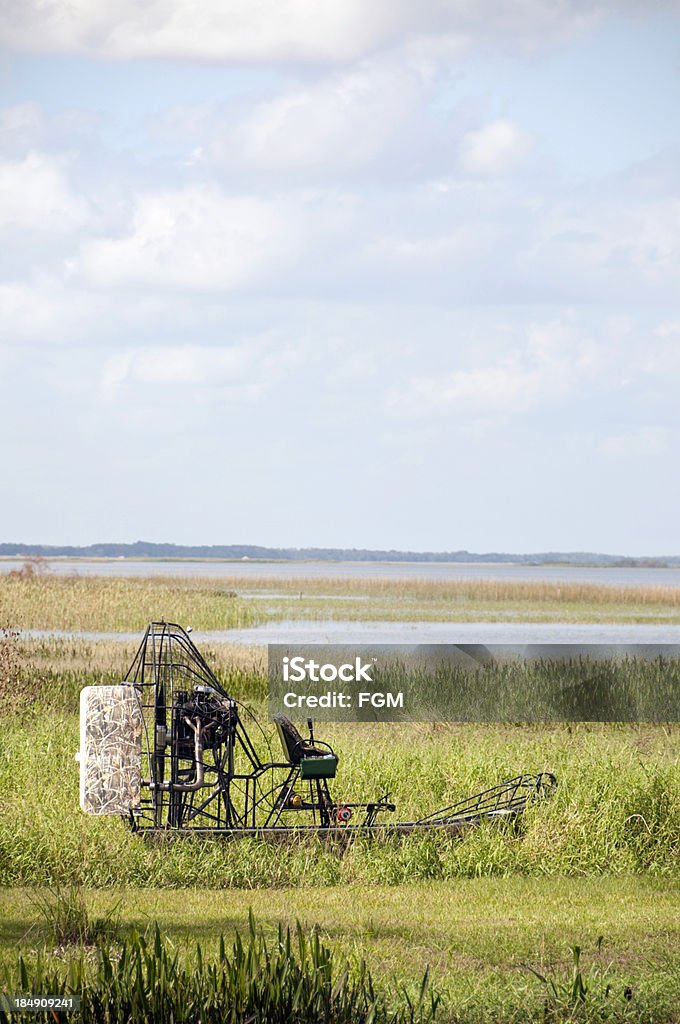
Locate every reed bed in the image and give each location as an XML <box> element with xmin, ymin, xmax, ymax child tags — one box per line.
<box><xmin>0</xmin><ymin>576</ymin><xmax>258</xmax><ymax>632</ymax></box>
<box><xmin>15</xmin><ymin>636</ymin><xmax>265</xmax><ymax>676</ymax></box>
<box><xmin>3</xmin><ymin>573</ymin><xmax>680</xmax><ymax>631</ymax></box>
<box><xmin>212</xmin><ymin>574</ymin><xmax>680</xmax><ymax>607</ymax></box>
<box><xmin>351</xmin><ymin>655</ymin><xmax>680</xmax><ymax>722</ymax></box>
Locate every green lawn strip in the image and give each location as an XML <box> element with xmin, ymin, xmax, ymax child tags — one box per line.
<box><xmin>1</xmin><ymin>878</ymin><xmax>678</xmax><ymax>1007</ymax></box>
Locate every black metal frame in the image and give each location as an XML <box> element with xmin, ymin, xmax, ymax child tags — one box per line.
<box><xmin>123</xmin><ymin>622</ymin><xmax>556</xmax><ymax>836</ymax></box>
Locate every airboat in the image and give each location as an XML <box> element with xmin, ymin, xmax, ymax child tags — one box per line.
<box><xmin>78</xmin><ymin>622</ymin><xmax>556</xmax><ymax>836</ymax></box>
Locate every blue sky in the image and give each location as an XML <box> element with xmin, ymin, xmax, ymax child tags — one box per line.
<box><xmin>1</xmin><ymin>2</ymin><xmax>679</xmax><ymax>554</ymax></box>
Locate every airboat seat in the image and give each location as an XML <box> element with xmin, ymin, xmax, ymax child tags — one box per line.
<box><xmin>273</xmin><ymin>713</ymin><xmax>338</xmax><ymax>777</ymax></box>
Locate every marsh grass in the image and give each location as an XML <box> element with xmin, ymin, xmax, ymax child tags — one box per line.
<box><xmin>0</xmin><ymin>576</ymin><xmax>259</xmax><ymax>632</ymax></box>
<box><xmin>15</xmin><ymin>637</ymin><xmax>265</xmax><ymax>705</ymax></box>
<box><xmin>220</xmin><ymin>574</ymin><xmax>680</xmax><ymax>607</ymax></box>
<box><xmin>351</xmin><ymin>655</ymin><xmax>680</xmax><ymax>721</ymax></box>
<box><xmin>3</xmin><ymin>601</ymin><xmax>679</xmax><ymax>1021</ymax></box>
<box><xmin>0</xmin><ymin>626</ymin><xmax>20</xmax><ymax>699</ymax></box>
<box><xmin>1</xmin><ymin>664</ymin><xmax>678</xmax><ymax>887</ymax></box>
<box><xmin>0</xmin><ymin>646</ymin><xmax>677</xmax><ymax>1022</ymax></box>
<box><xmin>29</xmin><ymin>883</ymin><xmax>121</xmax><ymax>948</ymax></box>
<box><xmin>4</xmin><ymin>574</ymin><xmax>680</xmax><ymax>632</ymax></box>
<box><xmin>0</xmin><ymin>626</ymin><xmax>46</xmax><ymax>715</ymax></box>
<box><xmin>0</xmin><ymin>644</ymin><xmax>678</xmax><ymax>888</ymax></box>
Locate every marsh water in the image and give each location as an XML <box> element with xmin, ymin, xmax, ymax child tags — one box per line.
<box><xmin>3</xmin><ymin>558</ymin><xmax>680</xmax><ymax>588</ymax></box>
<box><xmin>10</xmin><ymin>557</ymin><xmax>680</xmax><ymax>645</ymax></box>
<box><xmin>22</xmin><ymin>621</ymin><xmax>680</xmax><ymax>645</ymax></box>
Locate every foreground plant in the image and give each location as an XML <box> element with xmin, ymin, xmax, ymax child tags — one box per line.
<box><xmin>1</xmin><ymin>915</ymin><xmax>439</xmax><ymax>1024</ymax></box>
<box><xmin>526</xmin><ymin>939</ymin><xmax>638</xmax><ymax>1021</ymax></box>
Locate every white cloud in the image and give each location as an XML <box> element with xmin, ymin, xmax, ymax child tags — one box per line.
<box><xmin>0</xmin><ymin>151</ymin><xmax>90</xmax><ymax>231</ymax></box>
<box><xmin>0</xmin><ymin>278</ymin><xmax>97</xmax><ymax>341</ymax></box>
<box><xmin>80</xmin><ymin>188</ymin><xmax>298</xmax><ymax>291</ymax></box>
<box><xmin>0</xmin><ymin>1</ymin><xmax>608</xmax><ymax>62</ymax></box>
<box><xmin>232</xmin><ymin>61</ymin><xmax>425</xmax><ymax>171</ymax></box>
<box><xmin>101</xmin><ymin>344</ymin><xmax>257</xmax><ymax>394</ymax></box>
<box><xmin>655</xmin><ymin>320</ymin><xmax>680</xmax><ymax>339</ymax></box>
<box><xmin>0</xmin><ymin>101</ymin><xmax>105</xmax><ymax>158</ymax></box>
<box><xmin>160</xmin><ymin>56</ymin><xmax>435</xmax><ymax>177</ymax></box>
<box><xmin>366</xmin><ymin>217</ymin><xmax>502</xmax><ymax>271</ymax></box>
<box><xmin>600</xmin><ymin>426</ymin><xmax>670</xmax><ymax>457</ymax></box>
<box><xmin>459</xmin><ymin>120</ymin><xmax>534</xmax><ymax>177</ymax></box>
<box><xmin>100</xmin><ymin>337</ymin><xmax>305</xmax><ymax>400</ymax></box>
<box><xmin>521</xmin><ymin>192</ymin><xmax>680</xmax><ymax>302</ymax></box>
<box><xmin>635</xmin><ymin>321</ymin><xmax>680</xmax><ymax>378</ymax></box>
<box><xmin>0</xmin><ymin>102</ymin><xmax>44</xmax><ymax>153</ymax></box>
<box><xmin>387</xmin><ymin>319</ymin><xmax>601</xmax><ymax>418</ymax></box>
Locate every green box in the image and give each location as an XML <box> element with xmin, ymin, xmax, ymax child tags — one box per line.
<box><xmin>300</xmin><ymin>755</ymin><xmax>337</xmax><ymax>779</ymax></box>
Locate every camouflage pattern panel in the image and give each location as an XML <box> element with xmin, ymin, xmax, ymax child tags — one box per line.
<box><xmin>79</xmin><ymin>685</ymin><xmax>143</xmax><ymax>814</ymax></box>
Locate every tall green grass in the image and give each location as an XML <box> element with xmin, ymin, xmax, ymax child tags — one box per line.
<box><xmin>29</xmin><ymin>883</ymin><xmax>121</xmax><ymax>948</ymax></box>
<box><xmin>272</xmin><ymin>654</ymin><xmax>680</xmax><ymax>722</ymax></box>
<box><xmin>1</xmin><ymin>658</ymin><xmax>677</xmax><ymax>887</ymax></box>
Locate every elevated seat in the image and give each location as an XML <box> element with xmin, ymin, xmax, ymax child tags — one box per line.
<box><xmin>273</xmin><ymin>713</ymin><xmax>338</xmax><ymax>778</ymax></box>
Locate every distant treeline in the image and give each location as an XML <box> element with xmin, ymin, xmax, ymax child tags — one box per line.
<box><xmin>0</xmin><ymin>542</ymin><xmax>677</xmax><ymax>566</ymax></box>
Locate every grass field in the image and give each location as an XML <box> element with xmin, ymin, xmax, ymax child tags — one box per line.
<box><xmin>1</xmin><ymin>592</ymin><xmax>679</xmax><ymax>1021</ymax></box>
<box><xmin>4</xmin><ymin>571</ymin><xmax>680</xmax><ymax>629</ymax></box>
<box><xmin>2</xmin><ymin>879</ymin><xmax>679</xmax><ymax>1021</ymax></box>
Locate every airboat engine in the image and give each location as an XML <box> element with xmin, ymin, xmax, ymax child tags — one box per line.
<box><xmin>172</xmin><ymin>686</ymin><xmax>235</xmax><ymax>759</ymax></box>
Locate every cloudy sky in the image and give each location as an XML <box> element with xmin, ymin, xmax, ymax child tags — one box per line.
<box><xmin>1</xmin><ymin>2</ymin><xmax>679</xmax><ymax>554</ymax></box>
